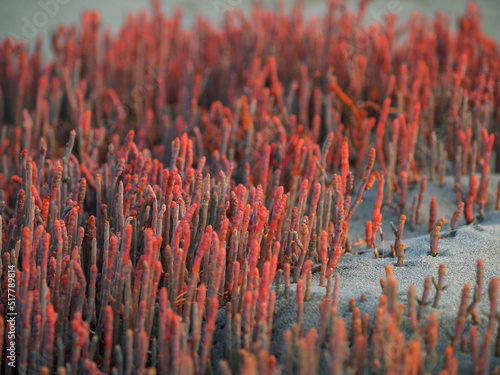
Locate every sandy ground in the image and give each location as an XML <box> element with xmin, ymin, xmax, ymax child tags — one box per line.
<box><xmin>213</xmin><ymin>173</ymin><xmax>500</xmax><ymax>373</ymax></box>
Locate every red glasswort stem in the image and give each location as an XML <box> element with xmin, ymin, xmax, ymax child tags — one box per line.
<box><xmin>450</xmin><ymin>201</ymin><xmax>464</xmax><ymax>230</ymax></box>
<box><xmin>393</xmin><ymin>214</ymin><xmax>406</xmax><ymax>254</ymax></box>
<box><xmin>346</xmin><ymin>148</ymin><xmax>376</xmax><ymax>222</ymax></box>
<box><xmin>477</xmin><ymin>130</ymin><xmax>495</xmax><ymax>208</ymax></box>
<box><xmin>496</xmin><ymin>180</ymin><xmax>500</xmax><ymax>210</ymax></box>
<box><xmin>428</xmin><ymin>197</ymin><xmax>437</xmax><ymax>233</ymax></box>
<box><xmin>416</xmin><ymin>175</ymin><xmax>427</xmax><ymax>225</ymax></box>
<box><xmin>396</xmin><ymin>242</ymin><xmax>405</xmax><ymax>267</ymax></box>
<box><xmin>375</xmin><ymin>98</ymin><xmax>391</xmax><ymax>175</ymax></box>
<box><xmin>430</xmin><ymin>218</ymin><xmax>445</xmax><ymax>256</ymax></box>
<box><xmin>465</xmin><ymin>175</ymin><xmax>478</xmax><ymax>224</ymax></box>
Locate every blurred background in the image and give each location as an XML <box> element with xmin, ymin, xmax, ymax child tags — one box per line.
<box><xmin>0</xmin><ymin>0</ymin><xmax>498</xmax><ymax>57</ymax></box>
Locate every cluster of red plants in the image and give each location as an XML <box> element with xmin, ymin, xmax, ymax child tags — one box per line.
<box><xmin>0</xmin><ymin>0</ymin><xmax>499</xmax><ymax>373</ymax></box>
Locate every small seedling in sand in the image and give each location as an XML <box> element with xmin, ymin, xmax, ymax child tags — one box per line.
<box><xmin>430</xmin><ymin>218</ymin><xmax>446</xmax><ymax>256</ymax></box>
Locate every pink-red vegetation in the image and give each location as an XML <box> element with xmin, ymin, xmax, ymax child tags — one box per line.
<box><xmin>0</xmin><ymin>0</ymin><xmax>499</xmax><ymax>373</ymax></box>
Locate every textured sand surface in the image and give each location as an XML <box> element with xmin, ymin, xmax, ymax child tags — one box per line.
<box><xmin>214</xmin><ymin>175</ymin><xmax>500</xmax><ymax>373</ymax></box>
